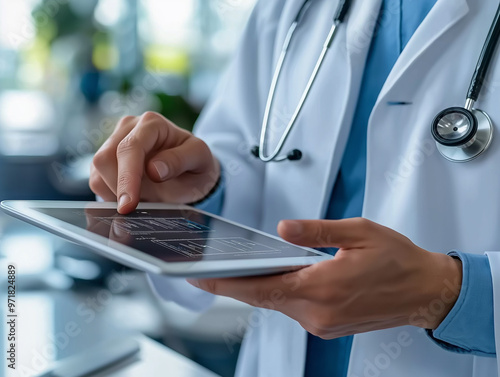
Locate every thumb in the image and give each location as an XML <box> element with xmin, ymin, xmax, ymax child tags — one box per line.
<box><xmin>277</xmin><ymin>218</ymin><xmax>372</xmax><ymax>248</ymax></box>
<box><xmin>147</xmin><ymin>138</ymin><xmax>211</xmax><ymax>182</ymax></box>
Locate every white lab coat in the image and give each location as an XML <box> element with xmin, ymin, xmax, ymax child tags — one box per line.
<box><xmin>151</xmin><ymin>0</ymin><xmax>500</xmax><ymax>375</ymax></box>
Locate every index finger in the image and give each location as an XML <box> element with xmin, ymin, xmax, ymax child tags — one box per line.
<box><xmin>115</xmin><ymin>114</ymin><xmax>183</xmax><ymax>213</ymax></box>
<box><xmin>92</xmin><ymin>116</ymin><xmax>137</xmax><ymax>197</ymax></box>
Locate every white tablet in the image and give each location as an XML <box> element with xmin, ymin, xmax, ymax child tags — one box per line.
<box><xmin>0</xmin><ymin>201</ymin><xmax>331</xmax><ymax>278</ymax></box>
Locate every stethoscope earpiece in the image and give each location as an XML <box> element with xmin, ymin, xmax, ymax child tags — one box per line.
<box><xmin>251</xmin><ymin>146</ymin><xmax>260</xmax><ymax>158</ymax></box>
<box><xmin>287</xmin><ymin>149</ymin><xmax>303</xmax><ymax>161</ymax></box>
<box><xmin>251</xmin><ymin>146</ymin><xmax>303</xmax><ymax>162</ymax></box>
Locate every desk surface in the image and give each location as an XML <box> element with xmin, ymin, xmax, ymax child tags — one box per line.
<box><xmin>92</xmin><ymin>335</ymin><xmax>220</xmax><ymax>377</ymax></box>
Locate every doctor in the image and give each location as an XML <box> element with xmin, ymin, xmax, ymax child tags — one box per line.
<box><xmin>90</xmin><ymin>0</ymin><xmax>500</xmax><ymax>376</ymax></box>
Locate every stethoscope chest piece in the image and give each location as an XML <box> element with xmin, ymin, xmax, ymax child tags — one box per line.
<box><xmin>431</xmin><ymin>107</ymin><xmax>493</xmax><ymax>162</ymax></box>
<box><xmin>430</xmin><ymin>1</ymin><xmax>500</xmax><ymax>163</ymax></box>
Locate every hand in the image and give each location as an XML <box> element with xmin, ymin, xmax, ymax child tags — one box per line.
<box><xmin>189</xmin><ymin>218</ymin><xmax>463</xmax><ymax>339</ymax></box>
<box><xmin>90</xmin><ymin>112</ymin><xmax>220</xmax><ymax>214</ymax></box>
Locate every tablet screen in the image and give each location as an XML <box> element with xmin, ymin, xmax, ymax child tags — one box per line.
<box><xmin>35</xmin><ymin>208</ymin><xmax>318</xmax><ymax>263</ymax></box>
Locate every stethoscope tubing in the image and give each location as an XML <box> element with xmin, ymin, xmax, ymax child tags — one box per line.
<box><xmin>467</xmin><ymin>3</ymin><xmax>500</xmax><ymax>102</ymax></box>
<box><xmin>259</xmin><ymin>22</ymin><xmax>339</xmax><ymax>162</ymax></box>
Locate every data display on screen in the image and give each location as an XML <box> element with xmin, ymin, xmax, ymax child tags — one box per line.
<box><xmin>35</xmin><ymin>208</ymin><xmax>318</xmax><ymax>263</ymax></box>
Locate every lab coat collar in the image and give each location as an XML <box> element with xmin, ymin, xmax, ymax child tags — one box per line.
<box><xmin>376</xmin><ymin>0</ymin><xmax>470</xmax><ymax>101</ymax></box>
<box><xmin>345</xmin><ymin>0</ymin><xmax>383</xmax><ymax>59</ymax></box>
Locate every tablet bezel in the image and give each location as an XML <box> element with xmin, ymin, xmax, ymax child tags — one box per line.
<box><xmin>0</xmin><ymin>200</ymin><xmax>332</xmax><ymax>278</ymax></box>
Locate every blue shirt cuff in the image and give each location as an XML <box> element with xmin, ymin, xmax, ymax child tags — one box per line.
<box><xmin>426</xmin><ymin>251</ymin><xmax>496</xmax><ymax>357</ymax></box>
<box><xmin>193</xmin><ymin>167</ymin><xmax>225</xmax><ymax>216</ymax></box>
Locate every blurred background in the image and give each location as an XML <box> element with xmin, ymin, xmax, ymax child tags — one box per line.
<box><xmin>0</xmin><ymin>1</ymin><xmax>257</xmax><ymax>376</ymax></box>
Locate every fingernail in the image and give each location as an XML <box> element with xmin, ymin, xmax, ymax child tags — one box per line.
<box><xmin>283</xmin><ymin>220</ymin><xmax>303</xmax><ymax>237</ymax></box>
<box><xmin>118</xmin><ymin>194</ymin><xmax>131</xmax><ymax>209</ymax></box>
<box><xmin>187</xmin><ymin>279</ymin><xmax>200</xmax><ymax>288</ymax></box>
<box><xmin>153</xmin><ymin>161</ymin><xmax>169</xmax><ymax>180</ymax></box>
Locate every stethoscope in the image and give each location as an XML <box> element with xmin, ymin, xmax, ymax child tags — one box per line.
<box><xmin>431</xmin><ymin>4</ymin><xmax>500</xmax><ymax>162</ymax></box>
<box><xmin>251</xmin><ymin>0</ymin><xmax>500</xmax><ymax>163</ymax></box>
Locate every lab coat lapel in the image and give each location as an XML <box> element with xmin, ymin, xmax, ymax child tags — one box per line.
<box><xmin>315</xmin><ymin>0</ymin><xmax>384</xmax><ymax>219</ymax></box>
<box><xmin>311</xmin><ymin>0</ymin><xmax>384</xmax><ymax>220</ymax></box>
<box><xmin>378</xmin><ymin>0</ymin><xmax>470</xmax><ymax>101</ymax></box>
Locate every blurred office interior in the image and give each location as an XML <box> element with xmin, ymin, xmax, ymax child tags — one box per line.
<box><xmin>0</xmin><ymin>1</ymin><xmax>256</xmax><ymax>376</ymax></box>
